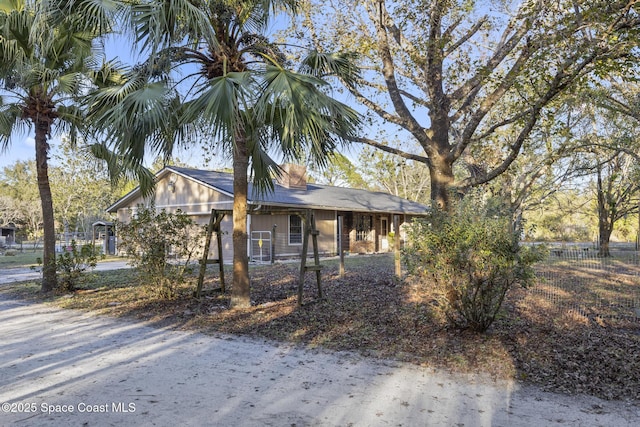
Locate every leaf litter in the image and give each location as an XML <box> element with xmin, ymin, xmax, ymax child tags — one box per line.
<box><xmin>3</xmin><ymin>254</ymin><xmax>640</xmax><ymax>404</ymax></box>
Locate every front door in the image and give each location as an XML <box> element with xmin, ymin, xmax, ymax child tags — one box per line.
<box><xmin>380</xmin><ymin>217</ymin><xmax>389</xmax><ymax>251</ymax></box>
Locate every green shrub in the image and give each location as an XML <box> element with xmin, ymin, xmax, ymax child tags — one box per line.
<box><xmin>56</xmin><ymin>241</ymin><xmax>100</xmax><ymax>292</ymax></box>
<box><xmin>117</xmin><ymin>205</ymin><xmax>204</xmax><ymax>298</ymax></box>
<box><xmin>403</xmin><ymin>196</ymin><xmax>544</xmax><ymax>332</ymax></box>
<box><xmin>4</xmin><ymin>250</ymin><xmax>17</xmax><ymax>256</ymax></box>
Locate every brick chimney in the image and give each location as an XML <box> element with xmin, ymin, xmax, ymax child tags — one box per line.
<box><xmin>277</xmin><ymin>164</ymin><xmax>307</xmax><ymax>190</ymax></box>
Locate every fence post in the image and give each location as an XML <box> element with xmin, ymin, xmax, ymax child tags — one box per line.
<box><xmin>271</xmin><ymin>224</ymin><xmax>277</xmax><ymax>264</ymax></box>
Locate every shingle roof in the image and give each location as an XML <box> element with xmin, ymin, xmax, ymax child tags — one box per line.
<box><xmin>109</xmin><ymin>166</ymin><xmax>430</xmax><ymax>215</ymax></box>
<box><xmin>173</xmin><ymin>166</ymin><xmax>429</xmax><ymax>215</ymax></box>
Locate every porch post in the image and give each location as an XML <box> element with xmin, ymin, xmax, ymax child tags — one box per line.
<box><xmin>394</xmin><ymin>215</ymin><xmax>401</xmax><ymax>277</ymax></box>
<box><xmin>338</xmin><ymin>215</ymin><xmax>344</xmax><ymax>277</ymax></box>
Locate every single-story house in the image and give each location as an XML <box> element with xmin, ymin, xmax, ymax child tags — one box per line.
<box><xmin>107</xmin><ymin>164</ymin><xmax>429</xmax><ymax>262</ymax></box>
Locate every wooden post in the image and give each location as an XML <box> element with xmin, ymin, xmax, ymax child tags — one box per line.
<box><xmin>298</xmin><ymin>209</ymin><xmax>323</xmax><ymax>306</ymax></box>
<box><xmin>338</xmin><ymin>215</ymin><xmax>344</xmax><ymax>277</ymax></box>
<box><xmin>195</xmin><ymin>210</ymin><xmax>225</xmax><ymax>298</ymax></box>
<box><xmin>196</xmin><ymin>209</ymin><xmax>216</xmax><ymax>298</ymax></box>
<box><xmin>298</xmin><ymin>212</ymin><xmax>309</xmax><ymax>306</ymax></box>
<box><xmin>310</xmin><ymin>212</ymin><xmax>323</xmax><ymax>299</ymax></box>
<box><xmin>394</xmin><ymin>215</ymin><xmax>401</xmax><ymax>278</ymax></box>
<box><xmin>216</xmin><ymin>218</ymin><xmax>225</xmax><ymax>293</ymax></box>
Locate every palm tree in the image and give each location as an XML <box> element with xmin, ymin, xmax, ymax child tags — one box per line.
<box><xmin>90</xmin><ymin>0</ymin><xmax>360</xmax><ymax>307</ymax></box>
<box><xmin>0</xmin><ymin>0</ymin><xmax>124</xmax><ymax>291</ymax></box>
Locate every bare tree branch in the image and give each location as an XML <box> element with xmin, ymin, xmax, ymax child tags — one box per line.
<box><xmin>350</xmin><ymin>135</ymin><xmax>432</xmax><ymax>165</ymax></box>
<box><xmin>444</xmin><ymin>17</ymin><xmax>488</xmax><ymax>57</ymax></box>
<box><xmin>363</xmin><ymin>1</ymin><xmax>429</xmax><ymax>146</ymax></box>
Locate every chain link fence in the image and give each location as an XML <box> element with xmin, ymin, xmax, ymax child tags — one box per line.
<box><xmin>530</xmin><ymin>245</ymin><xmax>640</xmax><ymax>323</ymax></box>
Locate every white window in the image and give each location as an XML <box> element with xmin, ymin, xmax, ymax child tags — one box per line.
<box><xmin>289</xmin><ymin>215</ymin><xmax>303</xmax><ymax>245</ymax></box>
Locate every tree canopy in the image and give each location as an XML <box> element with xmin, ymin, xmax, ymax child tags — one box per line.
<box><xmin>0</xmin><ymin>0</ymin><xmax>125</xmax><ymax>290</ymax></box>
<box><xmin>296</xmin><ymin>0</ymin><xmax>640</xmax><ymax>209</ymax></box>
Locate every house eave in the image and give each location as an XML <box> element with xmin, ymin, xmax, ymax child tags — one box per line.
<box><xmin>250</xmin><ymin>201</ymin><xmax>429</xmax><ymax>216</ymax></box>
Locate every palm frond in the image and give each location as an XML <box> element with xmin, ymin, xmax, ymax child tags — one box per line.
<box><xmin>140</xmin><ymin>93</ymin><xmax>197</xmax><ymax>159</ymax></box>
<box><xmin>182</xmin><ymin>71</ymin><xmax>256</xmax><ymax>142</ymax></box>
<box><xmin>55</xmin><ymin>71</ymin><xmax>84</xmax><ymax>95</ymax></box>
<box><xmin>255</xmin><ymin>65</ymin><xmax>361</xmax><ymax>172</ymax></box>
<box><xmin>0</xmin><ymin>99</ymin><xmax>23</xmax><ymax>148</ymax></box>
<box><xmin>86</xmin><ymin>63</ymin><xmax>202</xmax><ymax>186</ymax></box>
<box><xmin>129</xmin><ymin>0</ymin><xmax>218</xmax><ymax>55</ymax></box>
<box><xmin>240</xmin><ymin>114</ymin><xmax>279</xmax><ymax>195</ymax></box>
<box><xmin>234</xmin><ymin>0</ymin><xmax>297</xmax><ymax>34</ymax></box>
<box><xmin>53</xmin><ymin>28</ymin><xmax>95</xmax><ymax>63</ymax></box>
<box><xmin>87</xmin><ymin>59</ymin><xmax>128</xmax><ymax>88</ymax></box>
<box><xmin>248</xmin><ymin>146</ymin><xmax>279</xmax><ymax>195</ymax></box>
<box><xmin>0</xmin><ymin>1</ymin><xmax>25</xmax><ymax>15</ymax></box>
<box><xmin>258</xmin><ymin>65</ymin><xmax>359</xmax><ymax>158</ymax></box>
<box><xmin>88</xmin><ymin>72</ymin><xmax>166</xmax><ymax>130</ymax></box>
<box><xmin>57</xmin><ymin>0</ymin><xmax>124</xmax><ymax>35</ymax></box>
<box><xmin>55</xmin><ymin>104</ymin><xmax>86</xmax><ymax>143</ymax></box>
<box><xmin>89</xmin><ymin>140</ymin><xmax>156</xmax><ymax>198</ymax></box>
<box><xmin>300</xmin><ymin>50</ymin><xmax>360</xmax><ymax>88</ymax></box>
<box><xmin>0</xmin><ymin>4</ymin><xmax>33</xmax><ymax>65</ymax></box>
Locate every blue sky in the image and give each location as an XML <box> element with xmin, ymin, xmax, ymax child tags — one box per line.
<box><xmin>1</xmin><ymin>135</ymin><xmax>35</xmax><ymax>169</ymax></box>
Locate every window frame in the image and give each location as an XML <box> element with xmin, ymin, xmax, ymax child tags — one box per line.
<box><xmin>355</xmin><ymin>214</ymin><xmax>373</xmax><ymax>241</ymax></box>
<box><xmin>288</xmin><ymin>214</ymin><xmax>303</xmax><ymax>245</ymax></box>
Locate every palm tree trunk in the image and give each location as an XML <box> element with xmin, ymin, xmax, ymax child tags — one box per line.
<box><xmin>35</xmin><ymin>122</ymin><xmax>57</xmax><ymax>292</ymax></box>
<box><xmin>230</xmin><ymin>135</ymin><xmax>251</xmax><ymax>308</ymax></box>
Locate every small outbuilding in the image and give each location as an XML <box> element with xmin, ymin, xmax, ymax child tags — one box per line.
<box><xmin>92</xmin><ymin>221</ymin><xmax>116</xmax><ymax>255</ymax></box>
<box><xmin>0</xmin><ymin>223</ymin><xmax>16</xmax><ymax>247</ymax></box>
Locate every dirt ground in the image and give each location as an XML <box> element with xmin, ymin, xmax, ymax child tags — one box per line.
<box><xmin>1</xmin><ymin>296</ymin><xmax>638</xmax><ymax>427</ymax></box>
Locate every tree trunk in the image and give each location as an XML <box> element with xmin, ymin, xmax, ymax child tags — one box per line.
<box><xmin>596</xmin><ymin>166</ymin><xmax>611</xmax><ymax>257</ymax></box>
<box><xmin>428</xmin><ymin>152</ymin><xmax>455</xmax><ymax>211</ymax></box>
<box><xmin>230</xmin><ymin>136</ymin><xmax>251</xmax><ymax>308</ymax></box>
<box><xmin>35</xmin><ymin>122</ymin><xmax>57</xmax><ymax>292</ymax></box>
<box><xmin>599</xmin><ymin>226</ymin><xmax>612</xmax><ymax>258</ymax></box>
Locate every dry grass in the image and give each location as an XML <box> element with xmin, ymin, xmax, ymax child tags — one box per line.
<box><xmin>2</xmin><ymin>254</ymin><xmax>640</xmax><ymax>403</ymax></box>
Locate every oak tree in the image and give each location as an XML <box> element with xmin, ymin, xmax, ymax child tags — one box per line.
<box><xmin>297</xmin><ymin>0</ymin><xmax>640</xmax><ymax>209</ymax></box>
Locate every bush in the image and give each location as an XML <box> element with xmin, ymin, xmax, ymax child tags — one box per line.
<box><xmin>117</xmin><ymin>205</ymin><xmax>204</xmax><ymax>298</ymax></box>
<box><xmin>56</xmin><ymin>241</ymin><xmax>100</xmax><ymax>292</ymax></box>
<box><xmin>403</xmin><ymin>196</ymin><xmax>544</xmax><ymax>332</ymax></box>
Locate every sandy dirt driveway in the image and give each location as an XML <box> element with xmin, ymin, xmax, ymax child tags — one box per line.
<box><xmin>0</xmin><ymin>297</ymin><xmax>638</xmax><ymax>427</ymax></box>
<box><xmin>0</xmin><ymin>260</ymin><xmax>131</xmax><ymax>285</ymax></box>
